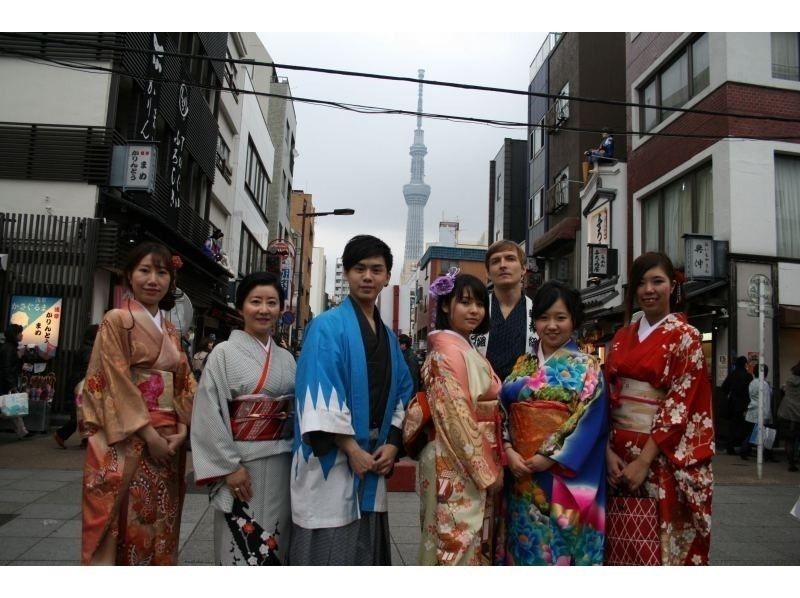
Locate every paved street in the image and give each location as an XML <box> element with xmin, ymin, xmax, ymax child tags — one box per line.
<box><xmin>1</xmin><ymin>431</ymin><xmax>798</xmax><ymax>565</ymax></box>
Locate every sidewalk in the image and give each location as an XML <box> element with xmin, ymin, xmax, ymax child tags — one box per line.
<box><xmin>1</xmin><ymin>431</ymin><xmax>798</xmax><ymax>565</ymax></box>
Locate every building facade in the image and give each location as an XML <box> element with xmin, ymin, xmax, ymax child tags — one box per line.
<box><xmin>489</xmin><ymin>138</ymin><xmax>528</xmax><ymax>245</ymax></box>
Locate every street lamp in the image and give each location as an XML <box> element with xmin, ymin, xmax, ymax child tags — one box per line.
<box><xmin>295</xmin><ymin>198</ymin><xmax>354</xmax><ymax>343</ymax></box>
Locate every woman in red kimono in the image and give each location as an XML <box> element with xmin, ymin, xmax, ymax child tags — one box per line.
<box><xmin>81</xmin><ymin>242</ymin><xmax>196</xmax><ymax>565</ymax></box>
<box><xmin>605</xmin><ymin>252</ymin><xmax>714</xmax><ymax>565</ymax></box>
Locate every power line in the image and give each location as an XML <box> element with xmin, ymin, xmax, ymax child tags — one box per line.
<box><xmin>3</xmin><ymin>31</ymin><xmax>800</xmax><ymax>127</ymax></box>
<box><xmin>2</xmin><ymin>45</ymin><xmax>800</xmax><ymax>143</ymax></box>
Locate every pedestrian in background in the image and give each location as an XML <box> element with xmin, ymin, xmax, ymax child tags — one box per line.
<box><xmin>722</xmin><ymin>356</ymin><xmax>753</xmax><ymax>455</ymax></box>
<box><xmin>191</xmin><ymin>272</ymin><xmax>295</xmax><ymax>565</ymax></box>
<box><xmin>288</xmin><ymin>235</ymin><xmax>413</xmax><ymax>566</ymax></box>
<box><xmin>53</xmin><ymin>324</ymin><xmax>98</xmax><ymax>449</ymax></box>
<box><xmin>398</xmin><ymin>334</ymin><xmax>420</xmax><ymax>394</ymax></box>
<box><xmin>192</xmin><ymin>336</ymin><xmax>215</xmax><ymax>379</ymax></box>
<box><xmin>778</xmin><ymin>360</ymin><xmax>800</xmax><ymax>472</ymax></box>
<box><xmin>80</xmin><ymin>241</ymin><xmax>196</xmax><ymax>565</ymax></box>
<box><xmin>496</xmin><ymin>280</ymin><xmax>607</xmax><ymax>566</ymax></box>
<box><xmin>605</xmin><ymin>252</ymin><xmax>714</xmax><ymax>565</ymax></box>
<box><xmin>411</xmin><ymin>271</ymin><xmax>501</xmax><ymax>565</ymax></box>
<box><xmin>1</xmin><ymin>324</ymin><xmax>32</xmax><ymax>439</ymax></box>
<box><xmin>743</xmin><ymin>364</ymin><xmax>776</xmax><ymax>461</ymax></box>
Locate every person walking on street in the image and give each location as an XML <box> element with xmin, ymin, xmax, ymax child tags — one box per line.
<box><xmin>722</xmin><ymin>356</ymin><xmax>753</xmax><ymax>455</ymax></box>
<box><xmin>778</xmin><ymin>360</ymin><xmax>800</xmax><ymax>472</ymax></box>
<box><xmin>1</xmin><ymin>324</ymin><xmax>33</xmax><ymax>439</ymax></box>
<box><xmin>742</xmin><ymin>364</ymin><xmax>775</xmax><ymax>461</ymax></box>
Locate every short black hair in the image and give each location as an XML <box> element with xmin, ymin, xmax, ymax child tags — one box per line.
<box><xmin>434</xmin><ymin>274</ymin><xmax>491</xmax><ymax>335</ymax></box>
<box><xmin>734</xmin><ymin>355</ymin><xmax>748</xmax><ymax>369</ymax></box>
<box><xmin>236</xmin><ymin>271</ymin><xmax>285</xmax><ymax>311</ymax></box>
<box><xmin>342</xmin><ymin>235</ymin><xmax>393</xmax><ymax>272</ymax></box>
<box><xmin>532</xmin><ymin>280</ymin><xmax>584</xmax><ymax>329</ymax></box>
<box><xmin>398</xmin><ymin>334</ymin><xmax>412</xmax><ymax>347</ymax></box>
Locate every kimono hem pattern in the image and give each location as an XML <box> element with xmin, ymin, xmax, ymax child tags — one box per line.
<box><xmin>418</xmin><ymin>330</ymin><xmax>502</xmax><ymax>566</ymax></box>
<box><xmin>190</xmin><ymin>330</ymin><xmax>296</xmax><ymax>565</ymax></box>
<box><xmin>496</xmin><ymin>339</ymin><xmax>607</xmax><ymax>566</ymax></box>
<box><xmin>605</xmin><ymin>313</ymin><xmax>714</xmax><ymax>566</ymax></box>
<box><xmin>80</xmin><ymin>299</ymin><xmax>196</xmax><ymax>565</ymax></box>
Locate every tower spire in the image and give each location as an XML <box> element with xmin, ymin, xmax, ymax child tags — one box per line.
<box><xmin>401</xmin><ymin>69</ymin><xmax>431</xmax><ymax>284</ymax></box>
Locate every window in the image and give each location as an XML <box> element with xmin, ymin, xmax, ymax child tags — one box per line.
<box><xmin>496</xmin><ymin>174</ymin><xmax>502</xmax><ymax>203</ymax></box>
<box><xmin>224</xmin><ymin>49</ymin><xmax>239</xmax><ymax>101</ymax></box>
<box><xmin>216</xmin><ymin>135</ymin><xmax>232</xmax><ymax>182</ymax></box>
<box><xmin>775</xmin><ymin>154</ymin><xmax>800</xmax><ymax>258</ymax></box>
<box><xmin>556</xmin><ymin>82</ymin><xmax>570</xmax><ymax>122</ymax></box>
<box><xmin>641</xmin><ymin>163</ymin><xmax>713</xmax><ymax>266</ymax></box>
<box><xmin>772</xmin><ymin>33</ymin><xmax>800</xmax><ymax>81</ymax></box>
<box><xmin>529</xmin><ymin>185</ymin><xmax>544</xmax><ymax>226</ymax></box>
<box><xmin>245</xmin><ymin>137</ymin><xmax>270</xmax><ymax>217</ymax></box>
<box><xmin>238</xmin><ymin>224</ymin><xmax>266</xmax><ymax>276</ymax></box>
<box><xmin>638</xmin><ymin>33</ymin><xmax>710</xmax><ymax>133</ymax></box>
<box><xmin>530</xmin><ymin>118</ymin><xmax>544</xmax><ymax>158</ymax></box>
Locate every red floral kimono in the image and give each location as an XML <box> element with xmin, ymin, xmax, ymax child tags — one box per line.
<box><xmin>81</xmin><ymin>299</ymin><xmax>195</xmax><ymax>565</ymax></box>
<box><xmin>605</xmin><ymin>313</ymin><xmax>714</xmax><ymax>565</ymax></box>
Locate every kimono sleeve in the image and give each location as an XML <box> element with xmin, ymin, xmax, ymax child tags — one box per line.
<box><xmin>190</xmin><ymin>347</ymin><xmax>241</xmax><ymax>485</ymax></box>
<box><xmin>540</xmin><ymin>356</ymin><xmax>608</xmax><ymax>475</ymax></box>
<box><xmin>651</xmin><ymin>324</ymin><xmax>715</xmax><ymax>467</ymax></box>
<box><xmin>295</xmin><ymin>316</ymin><xmax>355</xmax><ymax>441</ymax></box>
<box><xmin>427</xmin><ymin>347</ymin><xmax>500</xmax><ymax>490</ymax></box>
<box><xmin>81</xmin><ymin>310</ymin><xmax>150</xmax><ymax>445</ymax></box>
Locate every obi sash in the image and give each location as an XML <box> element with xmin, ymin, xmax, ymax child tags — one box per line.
<box><xmin>230</xmin><ymin>393</ymin><xmax>294</xmax><ymax>441</ymax></box>
<box><xmin>509</xmin><ymin>400</ymin><xmax>570</xmax><ymax>459</ymax></box>
<box><xmin>611</xmin><ymin>377</ymin><xmax>664</xmax><ymax>434</ymax></box>
<box><xmin>132</xmin><ymin>367</ymin><xmax>177</xmax><ymax>428</ymax></box>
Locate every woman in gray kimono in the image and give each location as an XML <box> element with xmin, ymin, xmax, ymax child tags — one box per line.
<box><xmin>191</xmin><ymin>272</ymin><xmax>295</xmax><ymax>565</ymax></box>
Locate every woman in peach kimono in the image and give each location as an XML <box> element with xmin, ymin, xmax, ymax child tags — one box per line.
<box><xmin>81</xmin><ymin>242</ymin><xmax>196</xmax><ymax>565</ymax></box>
<box><xmin>407</xmin><ymin>271</ymin><xmax>503</xmax><ymax>565</ymax></box>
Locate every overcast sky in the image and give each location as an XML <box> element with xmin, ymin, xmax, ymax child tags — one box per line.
<box><xmin>258</xmin><ymin>32</ymin><xmax>547</xmax><ymax>292</ymax></box>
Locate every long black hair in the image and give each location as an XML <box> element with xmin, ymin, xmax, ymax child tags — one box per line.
<box><xmin>434</xmin><ymin>274</ymin><xmax>491</xmax><ymax>335</ymax></box>
<box><xmin>625</xmin><ymin>251</ymin><xmax>680</xmax><ymax>322</ymax></box>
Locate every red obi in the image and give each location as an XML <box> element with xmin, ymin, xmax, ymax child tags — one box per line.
<box><xmin>229</xmin><ymin>394</ymin><xmax>294</xmax><ymax>441</ymax></box>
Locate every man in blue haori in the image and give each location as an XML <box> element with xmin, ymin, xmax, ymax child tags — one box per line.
<box><xmin>288</xmin><ymin>235</ymin><xmax>413</xmax><ymax>565</ymax></box>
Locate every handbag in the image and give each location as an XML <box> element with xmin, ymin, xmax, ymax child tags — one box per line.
<box><xmin>0</xmin><ymin>392</ymin><xmax>29</xmax><ymax>417</ymax></box>
<box><xmin>749</xmin><ymin>425</ymin><xmax>777</xmax><ymax>450</ymax></box>
<box><xmin>605</xmin><ymin>495</ymin><xmax>661</xmax><ymax>566</ymax></box>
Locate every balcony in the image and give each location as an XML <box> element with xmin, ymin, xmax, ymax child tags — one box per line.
<box><xmin>546</xmin><ymin>178</ymin><xmax>570</xmax><ymax>215</ymax></box>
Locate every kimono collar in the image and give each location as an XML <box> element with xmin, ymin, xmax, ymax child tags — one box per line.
<box><xmin>130</xmin><ymin>299</ymin><xmax>163</xmax><ymax>333</ymax></box>
<box><xmin>638</xmin><ymin>313</ymin><xmax>671</xmax><ymax>342</ymax></box>
<box><xmin>538</xmin><ymin>338</ymin><xmax>578</xmax><ymax>364</ymax></box>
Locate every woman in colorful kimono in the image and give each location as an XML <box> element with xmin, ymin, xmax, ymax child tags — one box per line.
<box><xmin>413</xmin><ymin>271</ymin><xmax>503</xmax><ymax>565</ymax></box>
<box><xmin>191</xmin><ymin>272</ymin><xmax>295</xmax><ymax>565</ymax></box>
<box><xmin>605</xmin><ymin>252</ymin><xmax>714</xmax><ymax>565</ymax></box>
<box><xmin>497</xmin><ymin>281</ymin><xmax>607</xmax><ymax>565</ymax></box>
<box><xmin>81</xmin><ymin>242</ymin><xmax>196</xmax><ymax>565</ymax></box>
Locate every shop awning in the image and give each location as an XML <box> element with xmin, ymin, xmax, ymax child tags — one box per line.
<box><xmin>684</xmin><ymin>279</ymin><xmax>727</xmax><ymax>300</ymax></box>
<box><xmin>533</xmin><ymin>217</ymin><xmax>580</xmax><ymax>256</ymax></box>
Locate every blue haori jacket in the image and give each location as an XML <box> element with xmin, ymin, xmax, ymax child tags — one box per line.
<box><xmin>290</xmin><ymin>297</ymin><xmax>413</xmax><ymax>530</ymax></box>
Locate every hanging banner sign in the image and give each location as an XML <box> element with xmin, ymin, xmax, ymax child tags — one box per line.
<box><xmin>8</xmin><ymin>295</ymin><xmax>62</xmax><ymax>355</ymax></box>
<box><xmin>168</xmin><ymin>79</ymin><xmax>190</xmax><ymax>226</ymax></box>
<box><xmin>139</xmin><ymin>33</ymin><xmax>165</xmax><ymax>141</ymax></box>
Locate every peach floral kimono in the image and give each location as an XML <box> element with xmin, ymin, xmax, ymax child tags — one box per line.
<box><xmin>416</xmin><ymin>330</ymin><xmax>502</xmax><ymax>565</ymax></box>
<box><xmin>80</xmin><ymin>299</ymin><xmax>195</xmax><ymax>565</ymax></box>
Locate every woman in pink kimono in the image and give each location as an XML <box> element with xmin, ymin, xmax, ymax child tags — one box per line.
<box><xmin>81</xmin><ymin>242</ymin><xmax>196</xmax><ymax>565</ymax></box>
<box><xmin>407</xmin><ymin>271</ymin><xmax>503</xmax><ymax>565</ymax></box>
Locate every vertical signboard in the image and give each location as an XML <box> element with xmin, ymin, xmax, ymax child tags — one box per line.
<box><xmin>139</xmin><ymin>33</ymin><xmax>165</xmax><ymax>141</ymax></box>
<box><xmin>168</xmin><ymin>80</ymin><xmax>190</xmax><ymax>227</ymax></box>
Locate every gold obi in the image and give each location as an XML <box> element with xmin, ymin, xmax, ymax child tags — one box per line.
<box><xmin>611</xmin><ymin>377</ymin><xmax>664</xmax><ymax>434</ymax></box>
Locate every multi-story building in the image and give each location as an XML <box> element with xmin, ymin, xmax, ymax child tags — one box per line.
<box><xmin>0</xmin><ymin>32</ymin><xmax>233</xmax><ymax>412</ymax></box>
<box><xmin>626</xmin><ymin>33</ymin><xmax>800</xmax><ymax>410</ymax></box>
<box><xmin>489</xmin><ymin>138</ymin><xmax>527</xmax><ymax>245</ymax></box>
<box><xmin>526</xmin><ymin>33</ymin><xmax>628</xmax><ymax>292</ymax></box>
<box><xmin>289</xmin><ymin>190</ymin><xmax>314</xmax><ymax>337</ymax></box>
<box><xmin>242</xmin><ymin>33</ymin><xmax>297</xmax><ymax>243</ymax></box>
<box><xmin>332</xmin><ymin>257</ymin><xmax>350</xmax><ymax>306</ymax></box>
<box><xmin>309</xmin><ymin>247</ymin><xmax>327</xmax><ymax>317</ymax></box>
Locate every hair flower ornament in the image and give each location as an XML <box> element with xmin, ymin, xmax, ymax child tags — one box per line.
<box><xmin>430</xmin><ymin>267</ymin><xmax>460</xmax><ymax>297</ymax></box>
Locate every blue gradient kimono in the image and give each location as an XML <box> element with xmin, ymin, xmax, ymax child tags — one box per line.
<box><xmin>496</xmin><ymin>339</ymin><xmax>608</xmax><ymax>565</ymax></box>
